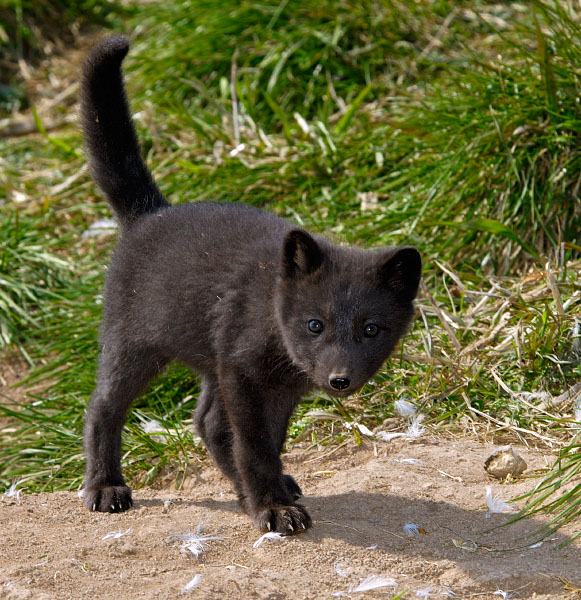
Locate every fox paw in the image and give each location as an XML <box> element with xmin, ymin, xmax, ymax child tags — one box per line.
<box><xmin>83</xmin><ymin>485</ymin><xmax>133</xmax><ymax>513</ymax></box>
<box><xmin>282</xmin><ymin>474</ymin><xmax>303</xmax><ymax>500</ymax></box>
<box><xmin>254</xmin><ymin>503</ymin><xmax>312</xmax><ymax>535</ymax></box>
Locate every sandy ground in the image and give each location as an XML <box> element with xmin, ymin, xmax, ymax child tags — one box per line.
<box><xmin>1</xmin><ymin>437</ymin><xmax>579</xmax><ymax>600</ymax></box>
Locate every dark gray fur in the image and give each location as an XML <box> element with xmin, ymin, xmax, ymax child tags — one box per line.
<box><xmin>80</xmin><ymin>36</ymin><xmax>421</xmax><ymax>534</ymax></box>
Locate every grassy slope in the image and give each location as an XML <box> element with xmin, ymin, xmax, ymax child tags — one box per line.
<box><xmin>0</xmin><ymin>1</ymin><xmax>579</xmax><ymax>537</ymax></box>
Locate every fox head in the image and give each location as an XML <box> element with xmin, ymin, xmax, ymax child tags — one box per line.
<box><xmin>274</xmin><ymin>230</ymin><xmax>421</xmax><ymax>397</ymax></box>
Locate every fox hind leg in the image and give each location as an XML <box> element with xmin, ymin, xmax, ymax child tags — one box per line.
<box><xmin>83</xmin><ymin>344</ymin><xmax>167</xmax><ymax>512</ymax></box>
<box><xmin>194</xmin><ymin>376</ymin><xmax>246</xmax><ymax>500</ymax></box>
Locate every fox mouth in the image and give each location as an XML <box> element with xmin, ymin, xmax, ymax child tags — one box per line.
<box><xmin>326</xmin><ymin>388</ymin><xmax>354</xmax><ymax>398</ymax></box>
<box><xmin>320</xmin><ymin>383</ymin><xmax>362</xmax><ymax>398</ymax></box>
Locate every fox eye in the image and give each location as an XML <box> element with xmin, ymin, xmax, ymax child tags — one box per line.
<box><xmin>364</xmin><ymin>323</ymin><xmax>379</xmax><ymax>337</ymax></box>
<box><xmin>307</xmin><ymin>319</ymin><xmax>323</xmax><ymax>334</ymax></box>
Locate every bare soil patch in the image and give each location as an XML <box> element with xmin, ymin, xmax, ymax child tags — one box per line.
<box><xmin>1</xmin><ymin>437</ymin><xmax>579</xmax><ymax>599</ymax></box>
<box><xmin>0</xmin><ymin>356</ymin><xmax>33</xmax><ymax>429</ymax></box>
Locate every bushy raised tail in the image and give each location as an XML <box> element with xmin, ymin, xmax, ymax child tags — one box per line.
<box><xmin>81</xmin><ymin>36</ymin><xmax>169</xmax><ymax>225</ymax></box>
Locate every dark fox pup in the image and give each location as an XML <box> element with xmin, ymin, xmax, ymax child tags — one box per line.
<box><xmin>81</xmin><ymin>36</ymin><xmax>421</xmax><ymax>535</ymax></box>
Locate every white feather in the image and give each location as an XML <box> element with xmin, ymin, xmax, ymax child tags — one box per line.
<box><xmin>140</xmin><ymin>419</ymin><xmax>174</xmax><ymax>443</ymax></box>
<box><xmin>345</xmin><ymin>422</ymin><xmax>374</xmax><ymax>437</ymax></box>
<box><xmin>354</xmin><ymin>423</ymin><xmax>374</xmax><ymax>436</ymax></box>
<box><xmin>403</xmin><ymin>523</ymin><xmax>420</xmax><ymax>536</ymax></box>
<box><xmin>182</xmin><ymin>574</ymin><xmax>202</xmax><ymax>593</ymax></box>
<box><xmin>407</xmin><ymin>415</ymin><xmax>426</xmax><ymax>438</ymax></box>
<box><xmin>394</xmin><ymin>399</ymin><xmax>417</xmax><ymax>417</ymax></box>
<box><xmin>102</xmin><ymin>527</ymin><xmax>132</xmax><ymax>540</ymax></box>
<box><xmin>351</xmin><ymin>575</ymin><xmax>398</xmax><ymax>593</ymax></box>
<box><xmin>485</xmin><ymin>486</ymin><xmax>517</xmax><ymax>515</ymax></box>
<box><xmin>376</xmin><ymin>415</ymin><xmax>426</xmax><ymax>442</ymax></box>
<box><xmin>333</xmin><ymin>575</ymin><xmax>398</xmax><ymax>597</ymax></box>
<box><xmin>333</xmin><ymin>560</ymin><xmax>351</xmax><ymax>578</ymax></box>
<box><xmin>493</xmin><ymin>588</ymin><xmax>514</xmax><ymax>599</ymax></box>
<box><xmin>253</xmin><ymin>531</ymin><xmax>285</xmax><ymax>548</ymax></box>
<box><xmin>141</xmin><ymin>418</ymin><xmax>165</xmax><ymax>434</ymax></box>
<box><xmin>81</xmin><ymin>218</ymin><xmax>117</xmax><ymax>239</ymax></box>
<box><xmin>376</xmin><ymin>431</ymin><xmax>406</xmax><ymax>442</ymax></box>
<box><xmin>168</xmin><ymin>520</ymin><xmax>223</xmax><ymax>557</ymax></box>
<box><xmin>3</xmin><ymin>482</ymin><xmax>22</xmax><ymax>501</ymax></box>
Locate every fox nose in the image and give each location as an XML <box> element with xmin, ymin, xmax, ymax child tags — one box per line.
<box><xmin>329</xmin><ymin>376</ymin><xmax>351</xmax><ymax>391</ymax></box>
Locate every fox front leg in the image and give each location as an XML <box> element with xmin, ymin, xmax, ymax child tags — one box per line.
<box><xmin>219</xmin><ymin>368</ymin><xmax>311</xmax><ymax>534</ymax></box>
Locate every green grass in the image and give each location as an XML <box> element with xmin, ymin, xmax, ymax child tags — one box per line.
<box><xmin>509</xmin><ymin>436</ymin><xmax>581</xmax><ymax>547</ymax></box>
<box><xmin>0</xmin><ymin>208</ymin><xmax>73</xmax><ymax>361</ymax></box>
<box><xmin>0</xmin><ymin>0</ymin><xmax>580</xmax><ymax>541</ymax></box>
<box><xmin>112</xmin><ymin>0</ymin><xmax>581</xmax><ymax>276</ymax></box>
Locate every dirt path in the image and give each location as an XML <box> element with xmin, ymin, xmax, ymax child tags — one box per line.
<box><xmin>1</xmin><ymin>437</ymin><xmax>579</xmax><ymax>599</ymax></box>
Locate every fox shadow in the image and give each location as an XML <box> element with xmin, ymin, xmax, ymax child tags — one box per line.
<box><xmin>187</xmin><ymin>489</ymin><xmax>581</xmax><ymax>593</ymax></box>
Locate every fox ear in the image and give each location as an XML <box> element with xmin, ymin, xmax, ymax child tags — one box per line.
<box><xmin>380</xmin><ymin>246</ymin><xmax>421</xmax><ymax>302</ymax></box>
<box><xmin>282</xmin><ymin>230</ymin><xmax>324</xmax><ymax>278</ymax></box>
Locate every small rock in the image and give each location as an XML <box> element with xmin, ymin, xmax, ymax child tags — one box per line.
<box><xmin>379</xmin><ymin>417</ymin><xmax>399</xmax><ymax>430</ymax></box>
<box><xmin>484</xmin><ymin>446</ymin><xmax>527</xmax><ymax>479</ymax></box>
